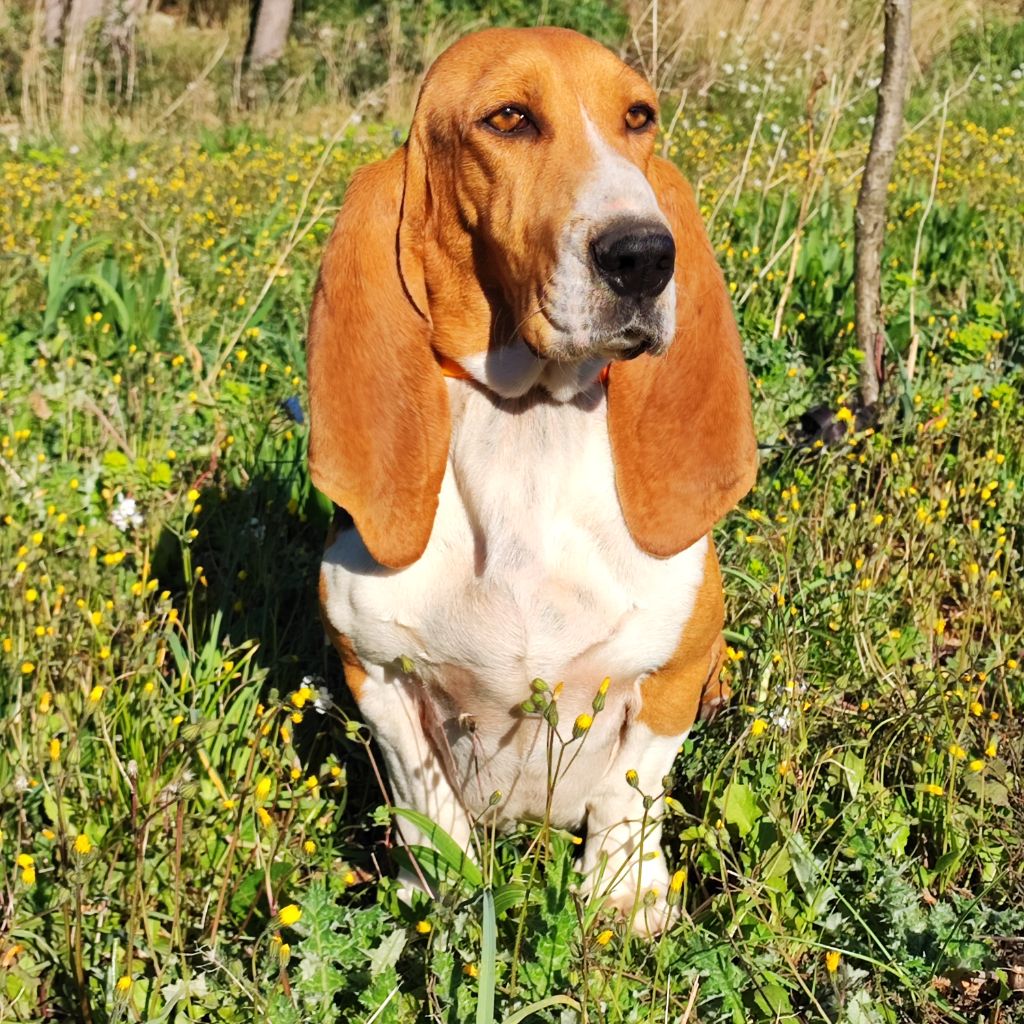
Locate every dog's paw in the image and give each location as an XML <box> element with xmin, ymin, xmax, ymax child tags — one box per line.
<box><xmin>602</xmin><ymin>886</ymin><xmax>676</xmax><ymax>937</ymax></box>
<box><xmin>582</xmin><ymin>861</ymin><xmax>677</xmax><ymax>937</ymax></box>
<box><xmin>395</xmin><ymin>867</ymin><xmax>436</xmax><ymax>905</ymax></box>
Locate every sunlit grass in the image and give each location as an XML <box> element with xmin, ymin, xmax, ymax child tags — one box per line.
<box><xmin>1</xmin><ymin>17</ymin><xmax>1023</xmax><ymax>1024</ymax></box>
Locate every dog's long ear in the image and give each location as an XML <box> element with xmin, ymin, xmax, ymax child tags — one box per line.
<box><xmin>607</xmin><ymin>156</ymin><xmax>757</xmax><ymax>557</ymax></box>
<box><xmin>307</xmin><ymin>147</ymin><xmax>449</xmax><ymax>570</ymax></box>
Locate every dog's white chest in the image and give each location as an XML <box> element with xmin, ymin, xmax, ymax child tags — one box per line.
<box><xmin>321</xmin><ymin>381</ymin><xmax>707</xmax><ymax>821</ymax></box>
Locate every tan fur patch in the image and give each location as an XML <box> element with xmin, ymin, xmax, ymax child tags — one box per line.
<box><xmin>318</xmin><ymin>569</ymin><xmax>366</xmax><ymax>702</ymax></box>
<box><xmin>637</xmin><ymin>542</ymin><xmax>728</xmax><ymax>736</ymax></box>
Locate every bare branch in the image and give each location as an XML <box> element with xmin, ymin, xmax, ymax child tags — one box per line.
<box><xmin>855</xmin><ymin>0</ymin><xmax>912</xmax><ymax>408</ymax></box>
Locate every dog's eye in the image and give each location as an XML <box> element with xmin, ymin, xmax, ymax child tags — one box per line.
<box><xmin>625</xmin><ymin>105</ymin><xmax>655</xmax><ymax>131</ymax></box>
<box><xmin>485</xmin><ymin>106</ymin><xmax>531</xmax><ymax>134</ymax></box>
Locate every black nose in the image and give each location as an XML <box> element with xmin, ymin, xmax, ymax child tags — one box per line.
<box><xmin>591</xmin><ymin>222</ymin><xmax>675</xmax><ymax>299</ymax></box>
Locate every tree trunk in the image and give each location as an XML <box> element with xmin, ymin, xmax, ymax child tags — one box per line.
<box><xmin>104</xmin><ymin>0</ymin><xmax>146</xmax><ymax>102</ymax></box>
<box><xmin>855</xmin><ymin>0</ymin><xmax>912</xmax><ymax>409</ymax></box>
<box><xmin>60</xmin><ymin>0</ymin><xmax>105</xmax><ymax>131</ymax></box>
<box><xmin>43</xmin><ymin>0</ymin><xmax>69</xmax><ymax>47</ymax></box>
<box><xmin>246</xmin><ymin>0</ymin><xmax>294</xmax><ymax>69</ymax></box>
<box><xmin>64</xmin><ymin>0</ymin><xmax>105</xmax><ymax>38</ymax></box>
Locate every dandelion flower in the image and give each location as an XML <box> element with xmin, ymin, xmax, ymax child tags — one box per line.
<box><xmin>415</xmin><ymin>920</ymin><xmax>432</xmax><ymax>934</ymax></box>
<box><xmin>74</xmin><ymin>834</ymin><xmax>93</xmax><ymax>855</ymax></box>
<box><xmin>825</xmin><ymin>950</ymin><xmax>841</xmax><ymax>973</ymax></box>
<box><xmin>278</xmin><ymin>904</ymin><xmax>302</xmax><ymax>927</ymax></box>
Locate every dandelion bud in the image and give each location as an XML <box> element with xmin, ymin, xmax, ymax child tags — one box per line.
<box><xmin>668</xmin><ymin>868</ymin><xmax>686</xmax><ymax>905</ymax></box>
<box><xmin>488</xmin><ymin>790</ymin><xmax>503</xmax><ymax>806</ymax></box>
<box><xmin>543</xmin><ymin>702</ymin><xmax>559</xmax><ymax>729</ymax></box>
<box><xmin>572</xmin><ymin>713</ymin><xmax>593</xmax><ymax>739</ymax></box>
<box><xmin>625</xmin><ymin>769</ymin><xmax>640</xmax><ymax>789</ymax></box>
<box><xmin>530</xmin><ymin>678</ymin><xmax>549</xmax><ymax>694</ymax></box>
<box><xmin>520</xmin><ymin>696</ymin><xmax>539</xmax><ymax>714</ymax></box>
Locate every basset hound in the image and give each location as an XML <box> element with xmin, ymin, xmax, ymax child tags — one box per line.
<box><xmin>309</xmin><ymin>27</ymin><xmax>757</xmax><ymax>933</ymax></box>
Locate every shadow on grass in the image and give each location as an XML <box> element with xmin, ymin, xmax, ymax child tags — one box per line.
<box><xmin>149</xmin><ymin>443</ymin><xmax>393</xmax><ymax>883</ymax></box>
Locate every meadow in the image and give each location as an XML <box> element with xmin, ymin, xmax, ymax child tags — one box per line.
<box><xmin>1</xmin><ymin>2</ymin><xmax>1023</xmax><ymax>1021</ymax></box>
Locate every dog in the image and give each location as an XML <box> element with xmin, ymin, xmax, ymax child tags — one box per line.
<box><xmin>309</xmin><ymin>26</ymin><xmax>756</xmax><ymax>933</ymax></box>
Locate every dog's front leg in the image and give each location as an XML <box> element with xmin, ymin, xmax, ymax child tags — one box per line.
<box><xmin>580</xmin><ymin>722</ymin><xmax>683</xmax><ymax>936</ymax></box>
<box><xmin>352</xmin><ymin>664</ymin><xmax>475</xmax><ymax>897</ymax></box>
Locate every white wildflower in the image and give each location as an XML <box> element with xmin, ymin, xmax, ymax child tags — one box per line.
<box><xmin>110</xmin><ymin>493</ymin><xmax>144</xmax><ymax>532</ymax></box>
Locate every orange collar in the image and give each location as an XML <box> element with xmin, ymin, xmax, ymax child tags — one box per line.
<box><xmin>436</xmin><ymin>353</ymin><xmax>610</xmax><ymax>386</ymax></box>
<box><xmin>436</xmin><ymin>353</ymin><xmax>474</xmax><ymax>380</ymax></box>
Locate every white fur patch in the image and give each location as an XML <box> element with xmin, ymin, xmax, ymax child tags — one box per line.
<box><xmin>322</xmin><ymin>381</ymin><xmax>708</xmax><ymax>892</ymax></box>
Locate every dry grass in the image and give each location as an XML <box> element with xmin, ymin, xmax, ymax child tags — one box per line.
<box><xmin>3</xmin><ymin>0</ymin><xmax>1021</xmax><ymax>140</ymax></box>
<box><xmin>625</xmin><ymin>0</ymin><xmax>1020</xmax><ymax>93</ymax></box>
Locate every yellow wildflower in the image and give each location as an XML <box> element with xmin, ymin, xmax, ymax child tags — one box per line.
<box><xmin>278</xmin><ymin>904</ymin><xmax>302</xmax><ymax>927</ymax></box>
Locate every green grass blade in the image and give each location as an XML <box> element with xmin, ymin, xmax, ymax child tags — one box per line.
<box><xmin>476</xmin><ymin>887</ymin><xmax>496</xmax><ymax>1024</ymax></box>
<box><xmin>501</xmin><ymin>996</ymin><xmax>582</xmax><ymax>1024</ymax></box>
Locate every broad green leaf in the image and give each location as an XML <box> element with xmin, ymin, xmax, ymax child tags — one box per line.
<box><xmin>392</xmin><ymin>807</ymin><xmax>482</xmax><ymax>889</ymax></box>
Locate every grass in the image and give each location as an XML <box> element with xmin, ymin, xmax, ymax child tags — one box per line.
<box><xmin>1</xmin><ymin>7</ymin><xmax>1023</xmax><ymax>1024</ymax></box>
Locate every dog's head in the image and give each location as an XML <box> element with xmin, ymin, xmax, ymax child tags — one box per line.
<box><xmin>309</xmin><ymin>28</ymin><xmax>756</xmax><ymax>568</ymax></box>
<box><xmin>404</xmin><ymin>29</ymin><xmax>675</xmax><ymax>377</ymax></box>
